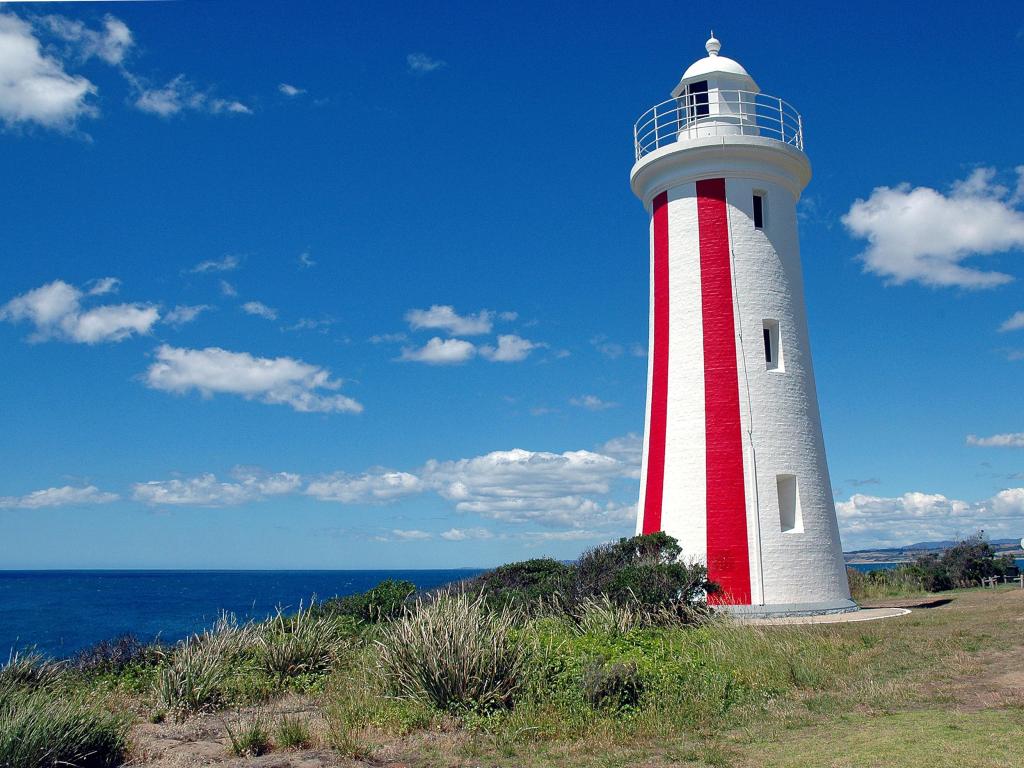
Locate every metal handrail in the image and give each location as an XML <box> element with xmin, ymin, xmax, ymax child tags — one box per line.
<box><xmin>632</xmin><ymin>90</ymin><xmax>804</xmax><ymax>161</ymax></box>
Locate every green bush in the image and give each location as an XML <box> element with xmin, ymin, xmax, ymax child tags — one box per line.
<box><xmin>581</xmin><ymin>659</ymin><xmax>644</xmax><ymax>711</ymax></box>
<box><xmin>0</xmin><ymin>684</ymin><xmax>128</xmax><ymax>768</ymax></box>
<box><xmin>154</xmin><ymin>637</ymin><xmax>229</xmax><ymax>721</ymax></box>
<box><xmin>376</xmin><ymin>592</ymin><xmax>528</xmax><ymax>712</ymax></box>
<box><xmin>468</xmin><ymin>558</ymin><xmax>572</xmax><ymax>609</ymax></box>
<box><xmin>324</xmin><ymin>579</ymin><xmax>417</xmax><ymax>623</ymax></box>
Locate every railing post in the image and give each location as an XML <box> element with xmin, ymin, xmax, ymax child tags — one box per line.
<box><xmin>653</xmin><ymin>104</ymin><xmax>659</xmax><ymax>150</ymax></box>
<box><xmin>797</xmin><ymin>113</ymin><xmax>803</xmax><ymax>150</ymax></box>
<box><xmin>778</xmin><ymin>98</ymin><xmax>785</xmax><ymax>143</ymax></box>
<box><xmin>634</xmin><ymin>121</ymin><xmax>639</xmax><ymax>161</ymax></box>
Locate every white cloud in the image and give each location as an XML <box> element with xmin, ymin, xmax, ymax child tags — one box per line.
<box><xmin>967</xmin><ymin>433</ymin><xmax>1024</xmax><ymax>448</ymax></box>
<box><xmin>406</xmin><ymin>53</ymin><xmax>445</xmax><ymax>74</ymax></box>
<box><xmin>164</xmin><ymin>304</ymin><xmax>210</xmax><ymax>327</ymax></box>
<box><xmin>399</xmin><ymin>337</ymin><xmax>476</xmax><ymax>365</ymax></box>
<box><xmin>0</xmin><ymin>485</ymin><xmax>118</xmax><ymax>509</ymax></box>
<box><xmin>143</xmin><ymin>344</ymin><xmax>363</xmax><ymax>414</ymax></box>
<box><xmin>599</xmin><ymin>434</ymin><xmax>643</xmax><ymax>476</ymax></box>
<box><xmin>440</xmin><ymin>527</ymin><xmax>494</xmax><ymax>541</ymax></box>
<box><xmin>219</xmin><ymin>280</ymin><xmax>238</xmax><ymax>297</ymax></box>
<box><xmin>480</xmin><ymin>334</ymin><xmax>541</xmax><ymax>362</ymax></box>
<box><xmin>369</xmin><ymin>332</ymin><xmax>407</xmax><ymax>344</ymax></box>
<box><xmin>591</xmin><ymin>336</ymin><xmax>624</xmax><ymax>359</ymax></box>
<box><xmin>570</xmin><ymin>394</ymin><xmax>618</xmax><ymax>411</ymax></box>
<box><xmin>842</xmin><ymin>168</ymin><xmax>1024</xmax><ymax>289</ymax></box>
<box><xmin>133</xmin><ymin>75</ymin><xmax>251</xmax><ymax>117</ymax></box>
<box><xmin>1000</xmin><ymin>311</ymin><xmax>1024</xmax><ymax>332</ymax></box>
<box><xmin>190</xmin><ymin>255</ymin><xmax>240</xmax><ymax>273</ymax></box>
<box><xmin>305</xmin><ymin>471</ymin><xmax>423</xmax><ymax>504</ymax></box>
<box><xmin>498</xmin><ymin>311</ymin><xmax>518</xmax><ymax>322</ymax></box>
<box><xmin>406</xmin><ymin>305</ymin><xmax>493</xmax><ymax>336</ymax></box>
<box><xmin>133</xmin><ymin>468</ymin><xmax>301</xmax><ymax>507</ymax></box>
<box><xmin>0</xmin><ymin>279</ymin><xmax>158</xmax><ymax>344</ymax></box>
<box><xmin>423</xmin><ymin>448</ymin><xmax>631</xmax><ymax>527</ymax></box>
<box><xmin>41</xmin><ymin>14</ymin><xmax>133</xmax><ymax>66</ymax></box>
<box><xmin>0</xmin><ymin>12</ymin><xmax>96</xmax><ymax>130</ymax></box>
<box><xmin>837</xmin><ymin>487</ymin><xmax>1024</xmax><ymax>550</ymax></box>
<box><xmin>242</xmin><ymin>301</ymin><xmax>278</xmax><ymax>321</ymax></box>
<box><xmin>87</xmin><ymin>277</ymin><xmax>120</xmax><ymax>296</ymax></box>
<box><xmin>298</xmin><ymin>251</ymin><xmax>316</xmax><ymax>268</ymax></box>
<box><xmin>278</xmin><ymin>83</ymin><xmax>305</xmax><ymax>97</ymax></box>
<box><xmin>390</xmin><ymin>529</ymin><xmax>432</xmax><ymax>541</ymax></box>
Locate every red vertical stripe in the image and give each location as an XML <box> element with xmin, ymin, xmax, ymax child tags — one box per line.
<box><xmin>697</xmin><ymin>178</ymin><xmax>752</xmax><ymax>604</ymax></box>
<box><xmin>642</xmin><ymin>191</ymin><xmax>670</xmax><ymax>535</ymax></box>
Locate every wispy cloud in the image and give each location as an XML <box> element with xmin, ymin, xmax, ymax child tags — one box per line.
<box><xmin>190</xmin><ymin>255</ymin><xmax>241</xmax><ymax>274</ymax></box>
<box><xmin>0</xmin><ymin>485</ymin><xmax>118</xmax><ymax>509</ymax></box>
<box><xmin>1000</xmin><ymin>311</ymin><xmax>1024</xmax><ymax>332</ymax></box>
<box><xmin>967</xmin><ymin>432</ymin><xmax>1024</xmax><ymax>448</ymax></box>
<box><xmin>406</xmin><ymin>53</ymin><xmax>446</xmax><ymax>74</ymax></box>
<box><xmin>278</xmin><ymin>83</ymin><xmax>305</xmax><ymax>97</ymax></box>
<box><xmin>131</xmin><ymin>74</ymin><xmax>251</xmax><ymax>118</ymax></box>
<box><xmin>163</xmin><ymin>304</ymin><xmax>210</xmax><ymax>328</ymax></box>
<box><xmin>406</xmin><ymin>305</ymin><xmax>493</xmax><ymax>335</ymax></box>
<box><xmin>241</xmin><ymin>301</ymin><xmax>278</xmax><ymax>321</ymax></box>
<box><xmin>570</xmin><ymin>394</ymin><xmax>618</xmax><ymax>411</ymax></box>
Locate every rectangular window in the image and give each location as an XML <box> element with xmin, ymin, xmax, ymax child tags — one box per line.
<box><xmin>762</xmin><ymin>320</ymin><xmax>782</xmax><ymax>371</ymax></box>
<box><xmin>688</xmin><ymin>80</ymin><xmax>709</xmax><ymax>118</ymax></box>
<box><xmin>752</xmin><ymin>193</ymin><xmax>765</xmax><ymax>228</ymax></box>
<box><xmin>777</xmin><ymin>474</ymin><xmax>802</xmax><ymax>533</ymax></box>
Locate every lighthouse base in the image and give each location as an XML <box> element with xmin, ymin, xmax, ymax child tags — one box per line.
<box><xmin>717</xmin><ymin>598</ymin><xmax>859</xmax><ymax>620</ymax></box>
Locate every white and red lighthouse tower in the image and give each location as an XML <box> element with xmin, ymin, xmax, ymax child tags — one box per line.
<box><xmin>632</xmin><ymin>35</ymin><xmax>853</xmax><ymax>615</ymax></box>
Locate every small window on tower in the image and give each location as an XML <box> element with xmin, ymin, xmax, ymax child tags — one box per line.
<box><xmin>752</xmin><ymin>193</ymin><xmax>765</xmax><ymax>229</ymax></box>
<box><xmin>762</xmin><ymin>320</ymin><xmax>782</xmax><ymax>371</ymax></box>
<box><xmin>777</xmin><ymin>474</ymin><xmax>803</xmax><ymax>533</ymax></box>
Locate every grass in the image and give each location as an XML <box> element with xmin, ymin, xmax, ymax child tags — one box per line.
<box><xmin>10</xmin><ymin>580</ymin><xmax>1024</xmax><ymax>767</ymax></box>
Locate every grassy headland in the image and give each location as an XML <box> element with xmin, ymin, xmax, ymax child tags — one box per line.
<box><xmin>2</xmin><ymin>533</ymin><xmax>1023</xmax><ymax>768</ymax></box>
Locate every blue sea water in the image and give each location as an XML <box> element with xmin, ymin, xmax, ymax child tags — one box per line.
<box><xmin>0</xmin><ymin>570</ymin><xmax>482</xmax><ymax>659</ymax></box>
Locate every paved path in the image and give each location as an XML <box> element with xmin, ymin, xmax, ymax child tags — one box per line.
<box><xmin>739</xmin><ymin>606</ymin><xmax>911</xmax><ymax>625</ymax></box>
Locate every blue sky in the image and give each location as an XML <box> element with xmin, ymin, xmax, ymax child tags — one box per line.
<box><xmin>1</xmin><ymin>0</ymin><xmax>1022</xmax><ymax>568</ymax></box>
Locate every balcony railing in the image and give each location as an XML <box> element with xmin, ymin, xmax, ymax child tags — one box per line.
<box><xmin>633</xmin><ymin>90</ymin><xmax>804</xmax><ymax>161</ymax></box>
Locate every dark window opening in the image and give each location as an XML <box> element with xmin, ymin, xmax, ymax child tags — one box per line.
<box><xmin>688</xmin><ymin>80</ymin><xmax>709</xmax><ymax>119</ymax></box>
<box><xmin>753</xmin><ymin>194</ymin><xmax>764</xmax><ymax>229</ymax></box>
<box><xmin>763</xmin><ymin>327</ymin><xmax>772</xmax><ymax>364</ymax></box>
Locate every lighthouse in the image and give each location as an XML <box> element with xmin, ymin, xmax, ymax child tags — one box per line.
<box><xmin>631</xmin><ymin>35</ymin><xmax>854</xmax><ymax>615</ymax></box>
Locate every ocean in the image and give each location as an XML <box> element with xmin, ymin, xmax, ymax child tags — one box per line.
<box><xmin>0</xmin><ymin>569</ymin><xmax>483</xmax><ymax>659</ymax></box>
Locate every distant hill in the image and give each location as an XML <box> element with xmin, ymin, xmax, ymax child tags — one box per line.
<box><xmin>845</xmin><ymin>537</ymin><xmax>1022</xmax><ymax>561</ymax></box>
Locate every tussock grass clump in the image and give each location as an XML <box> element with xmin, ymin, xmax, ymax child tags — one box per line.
<box><xmin>377</xmin><ymin>592</ymin><xmax>529</xmax><ymax>712</ymax></box>
<box><xmin>224</xmin><ymin>710</ymin><xmax>272</xmax><ymax>757</ymax></box>
<box><xmin>0</xmin><ymin>684</ymin><xmax>128</xmax><ymax>768</ymax></box>
<box><xmin>274</xmin><ymin>714</ymin><xmax>312</xmax><ymax>748</ymax></box>
<box><xmin>1</xmin><ymin>650</ymin><xmax>65</xmax><ymax>691</ymax></box>
<box><xmin>254</xmin><ymin>603</ymin><xmax>353</xmax><ymax>687</ymax></box>
<box><xmin>155</xmin><ymin>637</ymin><xmax>229</xmax><ymax>721</ymax></box>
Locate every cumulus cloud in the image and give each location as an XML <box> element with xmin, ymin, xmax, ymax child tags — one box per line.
<box><xmin>41</xmin><ymin>14</ymin><xmax>133</xmax><ymax>66</ymax></box>
<box><xmin>570</xmin><ymin>394</ymin><xmax>618</xmax><ymax>411</ymax></box>
<box><xmin>399</xmin><ymin>337</ymin><xmax>476</xmax><ymax>365</ymax></box>
<box><xmin>837</xmin><ymin>487</ymin><xmax>1024</xmax><ymax>549</ymax></box>
<box><xmin>423</xmin><ymin>448</ymin><xmax>631</xmax><ymax>527</ymax></box>
<box><xmin>0</xmin><ymin>485</ymin><xmax>118</xmax><ymax>509</ymax></box>
<box><xmin>305</xmin><ymin>471</ymin><xmax>423</xmax><ymax>504</ymax></box>
<box><xmin>480</xmin><ymin>334</ymin><xmax>541</xmax><ymax>362</ymax></box>
<box><xmin>163</xmin><ymin>304</ymin><xmax>210</xmax><ymax>327</ymax></box>
<box><xmin>242</xmin><ymin>301</ymin><xmax>278</xmax><ymax>321</ymax></box>
<box><xmin>0</xmin><ymin>279</ymin><xmax>158</xmax><ymax>344</ymax></box>
<box><xmin>0</xmin><ymin>12</ymin><xmax>97</xmax><ymax>130</ymax></box>
<box><xmin>1000</xmin><ymin>311</ymin><xmax>1024</xmax><ymax>332</ymax></box>
<box><xmin>406</xmin><ymin>53</ymin><xmax>445</xmax><ymax>74</ymax></box>
<box><xmin>278</xmin><ymin>83</ymin><xmax>305</xmax><ymax>97</ymax></box>
<box><xmin>133</xmin><ymin>468</ymin><xmax>301</xmax><ymax>507</ymax></box>
<box><xmin>967</xmin><ymin>433</ymin><xmax>1024</xmax><ymax>448</ymax></box>
<box><xmin>133</xmin><ymin>75</ymin><xmax>250</xmax><ymax>117</ymax></box>
<box><xmin>842</xmin><ymin>167</ymin><xmax>1024</xmax><ymax>289</ymax></box>
<box><xmin>143</xmin><ymin>345</ymin><xmax>363</xmax><ymax>414</ymax></box>
<box><xmin>405</xmin><ymin>305</ymin><xmax>493</xmax><ymax>335</ymax></box>
<box><xmin>87</xmin><ymin>277</ymin><xmax>120</xmax><ymax>296</ymax></box>
<box><xmin>190</xmin><ymin>255</ymin><xmax>240</xmax><ymax>274</ymax></box>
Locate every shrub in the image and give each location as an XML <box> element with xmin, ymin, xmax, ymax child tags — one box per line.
<box><xmin>254</xmin><ymin>603</ymin><xmax>352</xmax><ymax>687</ymax></box>
<box><xmin>0</xmin><ymin>685</ymin><xmax>128</xmax><ymax>768</ymax></box>
<box><xmin>324</xmin><ymin>579</ymin><xmax>417</xmax><ymax>623</ymax></box>
<box><xmin>581</xmin><ymin>659</ymin><xmax>644</xmax><ymax>711</ymax></box>
<box><xmin>73</xmin><ymin>634</ymin><xmax>163</xmax><ymax>674</ymax></box>
<box><xmin>0</xmin><ymin>650</ymin><xmax>65</xmax><ymax>690</ymax></box>
<box><xmin>155</xmin><ymin>637</ymin><xmax>228</xmax><ymax>721</ymax></box>
<box><xmin>376</xmin><ymin>592</ymin><xmax>529</xmax><ymax>712</ymax></box>
<box><xmin>467</xmin><ymin>558</ymin><xmax>572</xmax><ymax>609</ymax></box>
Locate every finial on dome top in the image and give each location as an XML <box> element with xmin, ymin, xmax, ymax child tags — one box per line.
<box><xmin>705</xmin><ymin>32</ymin><xmax>721</xmax><ymax>57</ymax></box>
